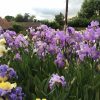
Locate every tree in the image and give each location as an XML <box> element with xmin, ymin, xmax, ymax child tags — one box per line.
<box><xmin>15</xmin><ymin>13</ymin><xmax>36</xmax><ymax>22</ymax></box>
<box><xmin>28</xmin><ymin>15</ymin><xmax>35</xmax><ymax>22</ymax></box>
<box><xmin>5</xmin><ymin>16</ymin><xmax>14</xmax><ymax>22</ymax></box>
<box><xmin>94</xmin><ymin>0</ymin><xmax>100</xmax><ymax>16</ymax></box>
<box><xmin>55</xmin><ymin>12</ymin><xmax>64</xmax><ymax>29</ymax></box>
<box><xmin>23</xmin><ymin>13</ymin><xmax>30</xmax><ymax>22</ymax></box>
<box><xmin>78</xmin><ymin>0</ymin><xmax>100</xmax><ymax>19</ymax></box>
<box><xmin>15</xmin><ymin>14</ymin><xmax>24</xmax><ymax>22</ymax></box>
<box><xmin>40</xmin><ymin>20</ymin><xmax>60</xmax><ymax>29</ymax></box>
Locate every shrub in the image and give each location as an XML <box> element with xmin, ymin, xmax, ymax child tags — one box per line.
<box><xmin>13</xmin><ymin>24</ymin><xmax>24</xmax><ymax>33</ymax></box>
<box><xmin>68</xmin><ymin>17</ymin><xmax>90</xmax><ymax>27</ymax></box>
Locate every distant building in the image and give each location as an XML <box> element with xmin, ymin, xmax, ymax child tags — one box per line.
<box><xmin>0</xmin><ymin>17</ymin><xmax>12</xmax><ymax>29</ymax></box>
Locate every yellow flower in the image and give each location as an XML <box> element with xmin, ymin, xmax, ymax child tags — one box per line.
<box><xmin>0</xmin><ymin>52</ymin><xmax>3</xmax><ymax>57</ymax></box>
<box><xmin>0</xmin><ymin>38</ymin><xmax>7</xmax><ymax>56</ymax></box>
<box><xmin>36</xmin><ymin>98</ymin><xmax>47</xmax><ymax>100</ymax></box>
<box><xmin>0</xmin><ymin>45</ymin><xmax>6</xmax><ymax>50</ymax></box>
<box><xmin>0</xmin><ymin>76</ymin><xmax>8</xmax><ymax>82</ymax></box>
<box><xmin>42</xmin><ymin>99</ymin><xmax>47</xmax><ymax>100</ymax></box>
<box><xmin>0</xmin><ymin>45</ymin><xmax>7</xmax><ymax>57</ymax></box>
<box><xmin>0</xmin><ymin>97</ymin><xmax>8</xmax><ymax>100</ymax></box>
<box><xmin>24</xmin><ymin>36</ymin><xmax>28</xmax><ymax>39</ymax></box>
<box><xmin>0</xmin><ymin>45</ymin><xmax>7</xmax><ymax>52</ymax></box>
<box><xmin>0</xmin><ymin>38</ymin><xmax>6</xmax><ymax>45</ymax></box>
<box><xmin>36</xmin><ymin>98</ymin><xmax>41</xmax><ymax>100</ymax></box>
<box><xmin>0</xmin><ymin>97</ymin><xmax>4</xmax><ymax>100</ymax></box>
<box><xmin>0</xmin><ymin>82</ymin><xmax>17</xmax><ymax>90</ymax></box>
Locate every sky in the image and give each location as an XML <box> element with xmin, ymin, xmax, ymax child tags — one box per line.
<box><xmin>0</xmin><ymin>0</ymin><xmax>84</xmax><ymax>20</ymax></box>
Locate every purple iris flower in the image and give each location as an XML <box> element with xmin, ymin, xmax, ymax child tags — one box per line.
<box><xmin>48</xmin><ymin>44</ymin><xmax>60</xmax><ymax>54</ymax></box>
<box><xmin>83</xmin><ymin>28</ymin><xmax>96</xmax><ymax>42</ymax></box>
<box><xmin>67</xmin><ymin>27</ymin><xmax>75</xmax><ymax>35</ymax></box>
<box><xmin>0</xmin><ymin>65</ymin><xmax>8</xmax><ymax>77</ymax></box>
<box><xmin>14</xmin><ymin>34</ymin><xmax>28</xmax><ymax>48</ymax></box>
<box><xmin>0</xmin><ymin>89</ymin><xmax>9</xmax><ymax>97</ymax></box>
<box><xmin>55</xmin><ymin>52</ymin><xmax>65</xmax><ymax>67</ymax></box>
<box><xmin>14</xmin><ymin>53</ymin><xmax>22</xmax><ymax>61</ymax></box>
<box><xmin>95</xmin><ymin>28</ymin><xmax>100</xmax><ymax>39</ymax></box>
<box><xmin>0</xmin><ymin>65</ymin><xmax>16</xmax><ymax>79</ymax></box>
<box><xmin>4</xmin><ymin>32</ymin><xmax>14</xmax><ymax>47</ymax></box>
<box><xmin>54</xmin><ymin>31</ymin><xmax>67</xmax><ymax>47</ymax></box>
<box><xmin>9</xmin><ymin>93</ymin><xmax>17</xmax><ymax>100</ymax></box>
<box><xmin>9</xmin><ymin>87</ymin><xmax>24</xmax><ymax>100</ymax></box>
<box><xmin>35</xmin><ymin>41</ymin><xmax>47</xmax><ymax>57</ymax></box>
<box><xmin>0</xmin><ymin>87</ymin><xmax>24</xmax><ymax>100</ymax></box>
<box><xmin>90</xmin><ymin>46</ymin><xmax>100</xmax><ymax>60</ymax></box>
<box><xmin>7</xmin><ymin>68</ymin><xmax>16</xmax><ymax>79</ymax></box>
<box><xmin>76</xmin><ymin>43</ymin><xmax>100</xmax><ymax>60</ymax></box>
<box><xmin>90</xmin><ymin>21</ymin><xmax>99</xmax><ymax>27</ymax></box>
<box><xmin>76</xmin><ymin>43</ymin><xmax>91</xmax><ymax>60</ymax></box>
<box><xmin>49</xmin><ymin>74</ymin><xmax>66</xmax><ymax>90</ymax></box>
<box><xmin>4</xmin><ymin>30</ymin><xmax>16</xmax><ymax>37</ymax></box>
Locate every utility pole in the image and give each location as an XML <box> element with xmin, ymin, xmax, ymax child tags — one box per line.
<box><xmin>64</xmin><ymin>0</ymin><xmax>69</xmax><ymax>31</ymax></box>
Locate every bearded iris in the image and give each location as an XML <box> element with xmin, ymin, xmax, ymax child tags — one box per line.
<box><xmin>49</xmin><ymin>74</ymin><xmax>66</xmax><ymax>90</ymax></box>
<box><xmin>76</xmin><ymin>43</ymin><xmax>100</xmax><ymax>61</ymax></box>
<box><xmin>0</xmin><ymin>65</ymin><xmax>16</xmax><ymax>79</ymax></box>
<box><xmin>55</xmin><ymin>53</ymin><xmax>65</xmax><ymax>67</ymax></box>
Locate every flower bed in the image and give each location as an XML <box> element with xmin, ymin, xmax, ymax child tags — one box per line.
<box><xmin>0</xmin><ymin>21</ymin><xmax>100</xmax><ymax>100</ymax></box>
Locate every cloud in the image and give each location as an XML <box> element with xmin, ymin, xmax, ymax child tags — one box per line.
<box><xmin>0</xmin><ymin>0</ymin><xmax>84</xmax><ymax>20</ymax></box>
<box><xmin>68</xmin><ymin>0</ymin><xmax>84</xmax><ymax>17</ymax></box>
<box><xmin>32</xmin><ymin>0</ymin><xmax>84</xmax><ymax>19</ymax></box>
<box><xmin>33</xmin><ymin>8</ymin><xmax>64</xmax><ymax>20</ymax></box>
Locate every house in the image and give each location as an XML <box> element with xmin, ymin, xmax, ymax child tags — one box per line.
<box><xmin>0</xmin><ymin>17</ymin><xmax>12</xmax><ymax>29</ymax></box>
